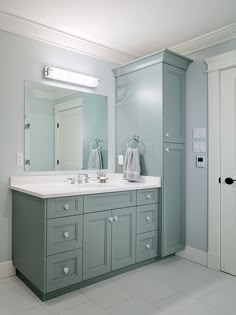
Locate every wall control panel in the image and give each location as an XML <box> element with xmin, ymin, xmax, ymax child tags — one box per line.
<box><xmin>196</xmin><ymin>156</ymin><xmax>206</xmax><ymax>168</ymax></box>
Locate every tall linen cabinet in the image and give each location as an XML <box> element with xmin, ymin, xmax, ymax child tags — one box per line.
<box><xmin>113</xmin><ymin>49</ymin><xmax>192</xmax><ymax>256</ymax></box>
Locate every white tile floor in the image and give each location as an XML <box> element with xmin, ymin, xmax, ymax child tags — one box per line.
<box><xmin>1</xmin><ymin>256</ymin><xmax>235</xmax><ymax>315</ymax></box>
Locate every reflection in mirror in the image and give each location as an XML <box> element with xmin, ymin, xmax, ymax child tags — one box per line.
<box><xmin>24</xmin><ymin>81</ymin><xmax>108</xmax><ymax>171</ymax></box>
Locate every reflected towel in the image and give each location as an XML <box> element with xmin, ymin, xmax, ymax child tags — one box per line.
<box><xmin>123</xmin><ymin>147</ymin><xmax>141</xmax><ymax>181</ymax></box>
<box><xmin>88</xmin><ymin>148</ymin><xmax>103</xmax><ymax>169</ymax></box>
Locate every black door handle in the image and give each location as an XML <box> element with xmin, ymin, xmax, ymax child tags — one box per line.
<box><xmin>225</xmin><ymin>177</ymin><xmax>236</xmax><ymax>185</ymax></box>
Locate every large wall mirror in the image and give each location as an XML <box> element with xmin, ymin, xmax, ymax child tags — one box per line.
<box><xmin>24</xmin><ymin>81</ymin><xmax>108</xmax><ymax>171</ymax></box>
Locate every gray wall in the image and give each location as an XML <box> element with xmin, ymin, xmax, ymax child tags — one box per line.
<box><xmin>185</xmin><ymin>38</ymin><xmax>236</xmax><ymax>252</ymax></box>
<box><xmin>0</xmin><ymin>29</ymin><xmax>115</xmax><ymax>263</ymax></box>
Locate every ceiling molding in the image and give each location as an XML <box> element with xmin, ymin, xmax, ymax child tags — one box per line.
<box><xmin>0</xmin><ymin>10</ymin><xmax>136</xmax><ymax>65</ymax></box>
<box><xmin>171</xmin><ymin>23</ymin><xmax>236</xmax><ymax>56</ymax></box>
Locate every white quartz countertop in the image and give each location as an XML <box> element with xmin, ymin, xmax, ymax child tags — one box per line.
<box><xmin>10</xmin><ymin>174</ymin><xmax>161</xmax><ymax>199</ymax></box>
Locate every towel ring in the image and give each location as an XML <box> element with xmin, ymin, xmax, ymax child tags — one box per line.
<box><xmin>126</xmin><ymin>135</ymin><xmax>141</xmax><ymax>149</ymax></box>
<box><xmin>90</xmin><ymin>138</ymin><xmax>101</xmax><ymax>150</ymax></box>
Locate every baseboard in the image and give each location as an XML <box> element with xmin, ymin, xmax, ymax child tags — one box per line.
<box><xmin>0</xmin><ymin>261</ymin><xmax>16</xmax><ymax>279</ymax></box>
<box><xmin>176</xmin><ymin>246</ymin><xmax>208</xmax><ymax>266</ymax></box>
<box><xmin>207</xmin><ymin>251</ymin><xmax>221</xmax><ymax>271</ymax></box>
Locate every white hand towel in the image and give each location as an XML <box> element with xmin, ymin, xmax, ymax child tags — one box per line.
<box><xmin>123</xmin><ymin>147</ymin><xmax>141</xmax><ymax>181</ymax></box>
<box><xmin>88</xmin><ymin>148</ymin><xmax>103</xmax><ymax>169</ymax></box>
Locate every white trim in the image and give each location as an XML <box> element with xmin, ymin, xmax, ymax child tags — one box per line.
<box><xmin>171</xmin><ymin>23</ymin><xmax>236</xmax><ymax>56</ymax></box>
<box><xmin>0</xmin><ymin>10</ymin><xmax>136</xmax><ymax>65</ymax></box>
<box><xmin>176</xmin><ymin>246</ymin><xmax>208</xmax><ymax>266</ymax></box>
<box><xmin>0</xmin><ymin>261</ymin><xmax>15</xmax><ymax>279</ymax></box>
<box><xmin>206</xmin><ymin>50</ymin><xmax>236</xmax><ymax>271</ymax></box>
<box><xmin>0</xmin><ymin>10</ymin><xmax>236</xmax><ymax>63</ymax></box>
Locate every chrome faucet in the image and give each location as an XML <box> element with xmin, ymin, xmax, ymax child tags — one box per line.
<box><xmin>78</xmin><ymin>174</ymin><xmax>89</xmax><ymax>184</ymax></box>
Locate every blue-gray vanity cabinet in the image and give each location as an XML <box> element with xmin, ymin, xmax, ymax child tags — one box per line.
<box><xmin>83</xmin><ymin>211</ymin><xmax>112</xmax><ymax>280</ymax></box>
<box><xmin>162</xmin><ymin>143</ymin><xmax>185</xmax><ymax>256</ymax></box>
<box><xmin>12</xmin><ymin>188</ymin><xmax>159</xmax><ymax>300</ymax></box>
<box><xmin>114</xmin><ymin>49</ymin><xmax>192</xmax><ymax>258</ymax></box>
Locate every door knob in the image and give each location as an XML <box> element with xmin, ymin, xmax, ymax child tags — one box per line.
<box><xmin>225</xmin><ymin>177</ymin><xmax>236</xmax><ymax>185</ymax></box>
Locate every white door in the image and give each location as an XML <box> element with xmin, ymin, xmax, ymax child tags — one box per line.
<box><xmin>56</xmin><ymin>106</ymin><xmax>83</xmax><ymax>170</ymax></box>
<box><xmin>221</xmin><ymin>66</ymin><xmax>236</xmax><ymax>275</ymax></box>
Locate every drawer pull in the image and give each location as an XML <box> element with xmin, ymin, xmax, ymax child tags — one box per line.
<box><xmin>165</xmin><ymin>132</ymin><xmax>169</xmax><ymax>137</ymax></box>
<box><xmin>145</xmin><ymin>244</ymin><xmax>151</xmax><ymax>250</ymax></box>
<box><xmin>108</xmin><ymin>217</ymin><xmax>114</xmax><ymax>223</ymax></box>
<box><xmin>146</xmin><ymin>194</ymin><xmax>151</xmax><ymax>200</ymax></box>
<box><xmin>165</xmin><ymin>148</ymin><xmax>169</xmax><ymax>152</ymax></box>
<box><xmin>63</xmin><ymin>232</ymin><xmax>69</xmax><ymax>238</ymax></box>
<box><xmin>63</xmin><ymin>267</ymin><xmax>69</xmax><ymax>274</ymax></box>
<box><xmin>64</xmin><ymin>204</ymin><xmax>70</xmax><ymax>210</ymax></box>
<box><xmin>113</xmin><ymin>216</ymin><xmax>118</xmax><ymax>222</ymax></box>
<box><xmin>146</xmin><ymin>216</ymin><xmax>151</xmax><ymax>222</ymax></box>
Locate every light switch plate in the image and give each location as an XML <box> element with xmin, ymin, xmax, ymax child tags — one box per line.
<box><xmin>118</xmin><ymin>155</ymin><xmax>124</xmax><ymax>165</ymax></box>
<box><xmin>193</xmin><ymin>128</ymin><xmax>206</xmax><ymax>139</ymax></box>
<box><xmin>193</xmin><ymin>142</ymin><xmax>200</xmax><ymax>153</ymax></box>
<box><xmin>16</xmin><ymin>153</ymin><xmax>24</xmax><ymax>166</ymax></box>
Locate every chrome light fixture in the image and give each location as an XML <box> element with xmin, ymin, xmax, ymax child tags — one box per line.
<box><xmin>44</xmin><ymin>66</ymin><xmax>99</xmax><ymax>88</ymax></box>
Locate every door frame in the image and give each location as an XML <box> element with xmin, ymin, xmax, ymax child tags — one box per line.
<box><xmin>206</xmin><ymin>50</ymin><xmax>236</xmax><ymax>270</ymax></box>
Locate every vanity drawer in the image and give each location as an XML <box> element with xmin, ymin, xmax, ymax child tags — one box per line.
<box><xmin>136</xmin><ymin>230</ymin><xmax>158</xmax><ymax>263</ymax></box>
<box><xmin>137</xmin><ymin>189</ymin><xmax>158</xmax><ymax>205</ymax></box>
<box><xmin>84</xmin><ymin>191</ymin><xmax>136</xmax><ymax>213</ymax></box>
<box><xmin>47</xmin><ymin>216</ymin><xmax>83</xmax><ymax>256</ymax></box>
<box><xmin>137</xmin><ymin>204</ymin><xmax>158</xmax><ymax>234</ymax></box>
<box><xmin>47</xmin><ymin>249</ymin><xmax>82</xmax><ymax>292</ymax></box>
<box><xmin>47</xmin><ymin>197</ymin><xmax>83</xmax><ymax>219</ymax></box>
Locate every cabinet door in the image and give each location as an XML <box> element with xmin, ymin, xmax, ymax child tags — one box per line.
<box><xmin>162</xmin><ymin>143</ymin><xmax>185</xmax><ymax>256</ymax></box>
<box><xmin>83</xmin><ymin>211</ymin><xmax>112</xmax><ymax>280</ymax></box>
<box><xmin>163</xmin><ymin>64</ymin><xmax>185</xmax><ymax>143</ymax></box>
<box><xmin>111</xmin><ymin>207</ymin><xmax>136</xmax><ymax>271</ymax></box>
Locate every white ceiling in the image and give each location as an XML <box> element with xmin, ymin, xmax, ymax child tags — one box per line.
<box><xmin>0</xmin><ymin>0</ymin><xmax>236</xmax><ymax>61</ymax></box>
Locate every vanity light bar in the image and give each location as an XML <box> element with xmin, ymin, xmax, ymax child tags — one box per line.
<box><xmin>44</xmin><ymin>66</ymin><xmax>99</xmax><ymax>88</ymax></box>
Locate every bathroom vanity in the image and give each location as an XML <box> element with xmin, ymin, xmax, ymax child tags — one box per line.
<box><xmin>11</xmin><ymin>175</ymin><xmax>161</xmax><ymax>301</ymax></box>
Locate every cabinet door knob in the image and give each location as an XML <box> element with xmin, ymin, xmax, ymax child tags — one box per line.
<box><xmin>63</xmin><ymin>267</ymin><xmax>69</xmax><ymax>274</ymax></box>
<box><xmin>165</xmin><ymin>148</ymin><xmax>169</xmax><ymax>152</ymax></box>
<box><xmin>113</xmin><ymin>216</ymin><xmax>118</xmax><ymax>222</ymax></box>
<box><xmin>145</xmin><ymin>244</ymin><xmax>151</xmax><ymax>249</ymax></box>
<box><xmin>64</xmin><ymin>204</ymin><xmax>70</xmax><ymax>210</ymax></box>
<box><xmin>63</xmin><ymin>232</ymin><xmax>69</xmax><ymax>238</ymax></box>
<box><xmin>165</xmin><ymin>132</ymin><xmax>169</xmax><ymax>137</ymax></box>
<box><xmin>108</xmin><ymin>217</ymin><xmax>114</xmax><ymax>223</ymax></box>
<box><xmin>146</xmin><ymin>216</ymin><xmax>151</xmax><ymax>222</ymax></box>
<box><xmin>146</xmin><ymin>194</ymin><xmax>151</xmax><ymax>200</ymax></box>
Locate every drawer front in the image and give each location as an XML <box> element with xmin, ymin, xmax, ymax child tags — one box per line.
<box><xmin>84</xmin><ymin>191</ymin><xmax>136</xmax><ymax>213</ymax></box>
<box><xmin>47</xmin><ymin>197</ymin><xmax>83</xmax><ymax>219</ymax></box>
<box><xmin>47</xmin><ymin>249</ymin><xmax>82</xmax><ymax>292</ymax></box>
<box><xmin>136</xmin><ymin>231</ymin><xmax>158</xmax><ymax>263</ymax></box>
<box><xmin>47</xmin><ymin>216</ymin><xmax>83</xmax><ymax>256</ymax></box>
<box><xmin>137</xmin><ymin>189</ymin><xmax>158</xmax><ymax>205</ymax></box>
<box><xmin>137</xmin><ymin>204</ymin><xmax>158</xmax><ymax>234</ymax></box>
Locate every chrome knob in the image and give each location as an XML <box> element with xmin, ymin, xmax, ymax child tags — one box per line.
<box><xmin>64</xmin><ymin>204</ymin><xmax>70</xmax><ymax>210</ymax></box>
<box><xmin>146</xmin><ymin>194</ymin><xmax>151</xmax><ymax>200</ymax></box>
<box><xmin>64</xmin><ymin>232</ymin><xmax>69</xmax><ymax>238</ymax></box>
<box><xmin>146</xmin><ymin>216</ymin><xmax>151</xmax><ymax>222</ymax></box>
<box><xmin>113</xmin><ymin>216</ymin><xmax>118</xmax><ymax>222</ymax></box>
<box><xmin>165</xmin><ymin>132</ymin><xmax>169</xmax><ymax>137</ymax></box>
<box><xmin>63</xmin><ymin>267</ymin><xmax>69</xmax><ymax>274</ymax></box>
<box><xmin>165</xmin><ymin>148</ymin><xmax>169</xmax><ymax>152</ymax></box>
<box><xmin>108</xmin><ymin>217</ymin><xmax>114</xmax><ymax>223</ymax></box>
<box><xmin>145</xmin><ymin>244</ymin><xmax>151</xmax><ymax>249</ymax></box>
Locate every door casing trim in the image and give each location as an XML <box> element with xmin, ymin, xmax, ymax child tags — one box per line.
<box><xmin>206</xmin><ymin>50</ymin><xmax>236</xmax><ymax>270</ymax></box>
